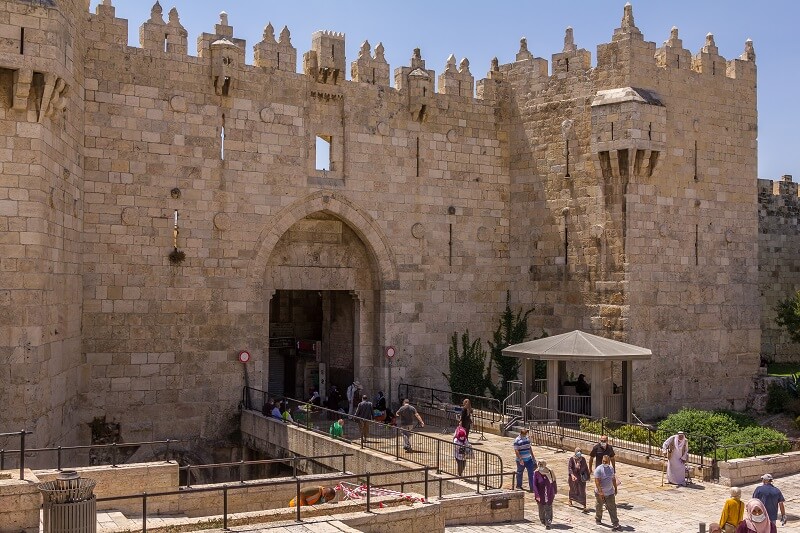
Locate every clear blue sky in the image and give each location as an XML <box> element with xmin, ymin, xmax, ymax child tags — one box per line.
<box><xmin>90</xmin><ymin>1</ymin><xmax>799</xmax><ymax>181</ymax></box>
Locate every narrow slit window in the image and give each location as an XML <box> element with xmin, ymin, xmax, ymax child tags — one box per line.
<box><xmin>19</xmin><ymin>28</ymin><xmax>24</xmax><ymax>55</ymax></box>
<box><xmin>220</xmin><ymin>114</ymin><xmax>225</xmax><ymax>160</ymax></box>
<box><xmin>415</xmin><ymin>137</ymin><xmax>420</xmax><ymax>177</ymax></box>
<box><xmin>164</xmin><ymin>34</ymin><xmax>168</xmax><ymax>53</ymax></box>
<box><xmin>316</xmin><ymin>135</ymin><xmax>332</xmax><ymax>171</ymax></box>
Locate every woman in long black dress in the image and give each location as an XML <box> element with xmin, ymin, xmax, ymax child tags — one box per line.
<box><xmin>459</xmin><ymin>399</ymin><xmax>473</xmax><ymax>437</ymax></box>
<box><xmin>567</xmin><ymin>447</ymin><xmax>590</xmax><ymax>510</ymax></box>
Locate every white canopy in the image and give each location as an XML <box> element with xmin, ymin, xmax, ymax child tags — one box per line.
<box><xmin>502</xmin><ymin>330</ymin><xmax>652</xmax><ymax>361</ymax></box>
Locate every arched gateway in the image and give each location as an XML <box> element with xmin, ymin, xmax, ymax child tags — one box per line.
<box><xmin>248</xmin><ymin>192</ymin><xmax>398</xmax><ymax>405</ymax></box>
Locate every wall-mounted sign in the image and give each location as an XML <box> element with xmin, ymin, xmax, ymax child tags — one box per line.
<box><xmin>385</xmin><ymin>346</ymin><xmax>396</xmax><ymax>359</ymax></box>
<box><xmin>238</xmin><ymin>350</ymin><xmax>251</xmax><ymax>363</ymax></box>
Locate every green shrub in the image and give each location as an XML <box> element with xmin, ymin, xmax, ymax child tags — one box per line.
<box><xmin>657</xmin><ymin>408</ymin><xmax>739</xmax><ymax>441</ymax></box>
<box><xmin>717</xmin><ymin>426</ymin><xmax>791</xmax><ymax>459</ymax></box>
<box><xmin>766</xmin><ymin>383</ymin><xmax>792</xmax><ymax>414</ymax></box>
<box><xmin>713</xmin><ymin>410</ymin><xmax>758</xmax><ymax>428</ymax></box>
<box><xmin>795</xmin><ymin>415</ymin><xmax>800</xmax><ymax>430</ymax></box>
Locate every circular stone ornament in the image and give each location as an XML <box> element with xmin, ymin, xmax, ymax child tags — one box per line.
<box><xmin>121</xmin><ymin>207</ymin><xmax>138</xmax><ymax>226</ymax></box>
<box><xmin>169</xmin><ymin>95</ymin><xmax>186</xmax><ymax>112</ymax></box>
<box><xmin>260</xmin><ymin>107</ymin><xmax>275</xmax><ymax>123</ymax></box>
<box><xmin>446</xmin><ymin>129</ymin><xmax>458</xmax><ymax>143</ymax></box>
<box><xmin>477</xmin><ymin>226</ymin><xmax>491</xmax><ymax>242</ymax></box>
<box><xmin>214</xmin><ymin>213</ymin><xmax>232</xmax><ymax>231</ymax></box>
<box><xmin>590</xmin><ymin>224</ymin><xmax>604</xmax><ymax>238</ymax></box>
<box><xmin>377</xmin><ymin>122</ymin><xmax>390</xmax><ymax>136</ymax></box>
<box><xmin>725</xmin><ymin>229</ymin><xmax>734</xmax><ymax>243</ymax></box>
<box><xmin>411</xmin><ymin>223</ymin><xmax>425</xmax><ymax>239</ymax></box>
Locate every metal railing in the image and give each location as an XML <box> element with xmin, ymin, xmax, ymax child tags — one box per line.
<box><xmin>243</xmin><ymin>387</ymin><xmax>504</xmax><ymax>488</ymax></box>
<box><xmin>182</xmin><ymin>453</ymin><xmax>353</xmax><ymax>488</ymax></box>
<box><xmin>0</xmin><ymin>430</ymin><xmax>31</xmax><ymax>480</ymax></box>
<box><xmin>397</xmin><ymin>382</ymin><xmax>502</xmax><ymax>439</ymax></box>
<box><xmin>0</xmin><ymin>435</ymin><xmax>180</xmax><ymax>475</ymax></box>
<box><xmin>97</xmin><ymin>465</ymin><xmax>518</xmax><ymax>532</ymax></box>
<box><xmin>714</xmin><ymin>439</ymin><xmax>795</xmax><ymax>462</ymax></box>
<box><xmin>523</xmin><ymin>409</ymin><xmax>715</xmax><ymax>469</ymax></box>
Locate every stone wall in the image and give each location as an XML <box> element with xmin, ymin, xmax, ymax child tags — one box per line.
<box><xmin>0</xmin><ymin>0</ymin><xmax>88</xmax><ymax>451</ymax></box>
<box><xmin>0</xmin><ymin>469</ymin><xmax>40</xmax><ymax>533</ymax></box>
<box><xmin>717</xmin><ymin>450</ymin><xmax>800</xmax><ymax>486</ymax></box>
<box><xmin>0</xmin><ymin>2</ymin><xmax>767</xmax><ymax>450</ymax></box>
<box><xmin>758</xmin><ymin>176</ymin><xmax>800</xmax><ymax>363</ymax></box>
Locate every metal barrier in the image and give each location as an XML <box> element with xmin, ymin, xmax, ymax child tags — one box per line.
<box><xmin>97</xmin><ymin>465</ymin><xmax>519</xmax><ymax>531</ymax></box>
<box><xmin>0</xmin><ymin>433</ymin><xmax>179</xmax><ymax>476</ymax></box>
<box><xmin>397</xmin><ymin>382</ymin><xmax>503</xmax><ymax>440</ymax></box>
<box><xmin>243</xmin><ymin>387</ymin><xmax>505</xmax><ymax>488</ymax></box>
<box><xmin>182</xmin><ymin>453</ymin><xmax>353</xmax><ymax>488</ymax></box>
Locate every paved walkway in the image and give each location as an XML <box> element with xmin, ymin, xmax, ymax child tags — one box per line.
<box><xmin>448</xmin><ymin>431</ymin><xmax>799</xmax><ymax>532</ymax></box>
<box><xmin>96</xmin><ymin>427</ymin><xmax>799</xmax><ymax>532</ymax></box>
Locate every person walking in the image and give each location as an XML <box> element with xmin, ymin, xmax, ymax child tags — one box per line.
<box><xmin>736</xmin><ymin>498</ymin><xmax>776</xmax><ymax>533</ymax></box>
<box><xmin>588</xmin><ymin>435</ymin><xmax>616</xmax><ymax>471</ymax></box>
<box><xmin>512</xmin><ymin>427</ymin><xmax>537</xmax><ymax>491</ymax></box>
<box><xmin>719</xmin><ymin>486</ymin><xmax>745</xmax><ymax>533</ymax></box>
<box><xmin>594</xmin><ymin>454</ymin><xmax>621</xmax><ymax>531</ymax></box>
<box><xmin>662</xmin><ymin>430</ymin><xmax>689</xmax><ymax>486</ymax></box>
<box><xmin>459</xmin><ymin>398</ymin><xmax>473</xmax><ymax>437</ymax></box>
<box><xmin>533</xmin><ymin>459</ymin><xmax>557</xmax><ymax>529</ymax></box>
<box><xmin>568</xmin><ymin>447</ymin><xmax>590</xmax><ymax>510</ymax></box>
<box><xmin>346</xmin><ymin>380</ymin><xmax>361</xmax><ymax>416</ymax></box>
<box><xmin>396</xmin><ymin>398</ymin><xmax>425</xmax><ymax>452</ymax></box>
<box><xmin>354</xmin><ymin>394</ymin><xmax>373</xmax><ymax>442</ymax></box>
<box><xmin>752</xmin><ymin>474</ymin><xmax>786</xmax><ymax>526</ymax></box>
<box><xmin>452</xmin><ymin>424</ymin><xmax>472</xmax><ymax>476</ymax></box>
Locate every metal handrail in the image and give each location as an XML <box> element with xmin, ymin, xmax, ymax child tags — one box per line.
<box><xmin>182</xmin><ymin>453</ymin><xmax>353</xmax><ymax>488</ymax></box>
<box><xmin>243</xmin><ymin>386</ymin><xmax>505</xmax><ymax>488</ymax></box>
<box><xmin>397</xmin><ymin>383</ymin><xmax>503</xmax><ymax>424</ymax></box>
<box><xmin>0</xmin><ymin>437</ymin><xmax>181</xmax><ymax>474</ymax></box>
<box><xmin>0</xmin><ymin>430</ymin><xmax>32</xmax><ymax>480</ymax></box>
<box><xmin>97</xmin><ymin>465</ymin><xmax>519</xmax><ymax>530</ymax></box>
<box><xmin>522</xmin><ymin>394</ymin><xmax>542</xmax><ymax>424</ymax></box>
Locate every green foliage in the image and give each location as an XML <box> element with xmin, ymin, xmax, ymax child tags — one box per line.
<box><xmin>775</xmin><ymin>290</ymin><xmax>800</xmax><ymax>344</ymax></box>
<box><xmin>579</xmin><ymin>408</ymin><xmax>790</xmax><ymax>460</ymax></box>
<box><xmin>795</xmin><ymin>415</ymin><xmax>800</xmax><ymax>431</ymax></box>
<box><xmin>767</xmin><ymin>363</ymin><xmax>800</xmax><ymax>377</ymax></box>
<box><xmin>486</xmin><ymin>293</ymin><xmax>535</xmax><ymax>399</ymax></box>
<box><xmin>657</xmin><ymin>408</ymin><xmax>740</xmax><ymax>441</ymax></box>
<box><xmin>444</xmin><ymin>330</ymin><xmax>489</xmax><ymax>398</ymax></box>
<box><xmin>766</xmin><ymin>383</ymin><xmax>793</xmax><ymax>414</ymax></box>
<box><xmin>717</xmin><ymin>426</ymin><xmax>790</xmax><ymax>459</ymax></box>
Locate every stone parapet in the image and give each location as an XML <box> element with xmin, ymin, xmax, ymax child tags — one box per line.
<box><xmin>717</xmin><ymin>450</ymin><xmax>800</xmax><ymax>486</ymax></box>
<box><xmin>0</xmin><ymin>469</ymin><xmax>40</xmax><ymax>533</ymax></box>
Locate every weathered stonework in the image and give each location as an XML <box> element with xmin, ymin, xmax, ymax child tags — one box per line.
<box><xmin>0</xmin><ymin>1</ymin><xmax>771</xmax><ymax>450</ymax></box>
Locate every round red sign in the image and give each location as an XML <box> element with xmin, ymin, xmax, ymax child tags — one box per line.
<box><xmin>238</xmin><ymin>351</ymin><xmax>251</xmax><ymax>363</ymax></box>
<box><xmin>385</xmin><ymin>346</ymin><xmax>396</xmax><ymax>359</ymax></box>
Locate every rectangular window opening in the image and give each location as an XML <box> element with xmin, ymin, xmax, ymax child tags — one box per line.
<box><xmin>316</xmin><ymin>135</ymin><xmax>332</xmax><ymax>171</ymax></box>
<box><xmin>220</xmin><ymin>114</ymin><xmax>225</xmax><ymax>160</ymax></box>
<box><xmin>164</xmin><ymin>34</ymin><xmax>168</xmax><ymax>53</ymax></box>
<box><xmin>20</xmin><ymin>28</ymin><xmax>24</xmax><ymax>55</ymax></box>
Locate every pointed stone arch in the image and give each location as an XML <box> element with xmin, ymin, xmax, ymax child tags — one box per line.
<box><xmin>247</xmin><ymin>190</ymin><xmax>398</xmax><ymax>286</ymax></box>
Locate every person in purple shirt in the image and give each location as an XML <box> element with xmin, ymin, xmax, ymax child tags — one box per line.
<box><xmin>533</xmin><ymin>459</ymin><xmax>557</xmax><ymax>529</ymax></box>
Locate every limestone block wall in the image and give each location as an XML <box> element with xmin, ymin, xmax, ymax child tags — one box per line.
<box><xmin>717</xmin><ymin>450</ymin><xmax>800</xmax><ymax>486</ymax></box>
<box><xmin>79</xmin><ymin>7</ymin><xmax>510</xmax><ymax>443</ymax></box>
<box><xmin>0</xmin><ymin>0</ymin><xmax>87</xmax><ymax>449</ymax></box>
<box><xmin>625</xmin><ymin>24</ymin><xmax>759</xmax><ymax>415</ymax></box>
<box><xmin>758</xmin><ymin>177</ymin><xmax>800</xmax><ymax>363</ymax></box>
<box><xmin>0</xmin><ymin>469</ymin><xmax>40</xmax><ymax>533</ymax></box>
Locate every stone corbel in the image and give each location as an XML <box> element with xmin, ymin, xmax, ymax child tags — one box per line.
<box><xmin>12</xmin><ymin>68</ymin><xmax>33</xmax><ymax>111</ymax></box>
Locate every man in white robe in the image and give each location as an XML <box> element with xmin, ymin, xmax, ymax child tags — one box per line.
<box><xmin>661</xmin><ymin>431</ymin><xmax>689</xmax><ymax>486</ymax></box>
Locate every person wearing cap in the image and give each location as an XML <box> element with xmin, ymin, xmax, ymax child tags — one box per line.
<box><xmin>354</xmin><ymin>394</ymin><xmax>374</xmax><ymax>442</ymax></box>
<box><xmin>661</xmin><ymin>430</ymin><xmax>689</xmax><ymax>486</ymax></box>
<box><xmin>588</xmin><ymin>435</ymin><xmax>616</xmax><ymax>472</ymax></box>
<box><xmin>752</xmin><ymin>473</ymin><xmax>786</xmax><ymax>526</ymax></box>
<box><xmin>513</xmin><ymin>427</ymin><xmax>537</xmax><ymax>491</ymax></box>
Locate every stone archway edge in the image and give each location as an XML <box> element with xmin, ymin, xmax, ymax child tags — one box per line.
<box><xmin>248</xmin><ymin>190</ymin><xmax>399</xmax><ymax>288</ymax></box>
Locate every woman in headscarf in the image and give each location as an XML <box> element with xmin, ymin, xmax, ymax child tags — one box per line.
<box><xmin>533</xmin><ymin>459</ymin><xmax>557</xmax><ymax>529</ymax></box>
<box><xmin>568</xmin><ymin>447</ymin><xmax>590</xmax><ymax>510</ymax></box>
<box><xmin>719</xmin><ymin>486</ymin><xmax>745</xmax><ymax>533</ymax></box>
<box><xmin>452</xmin><ymin>424</ymin><xmax>472</xmax><ymax>476</ymax></box>
<box><xmin>735</xmin><ymin>498</ymin><xmax>776</xmax><ymax>533</ymax></box>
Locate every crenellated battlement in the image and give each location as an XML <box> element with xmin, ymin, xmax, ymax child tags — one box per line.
<box><xmin>759</xmin><ymin>175</ymin><xmax>800</xmax><ymax>210</ymax></box>
<box><xmin>69</xmin><ymin>1</ymin><xmax>756</xmax><ymax>104</ymax></box>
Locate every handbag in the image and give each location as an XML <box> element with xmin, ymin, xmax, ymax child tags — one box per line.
<box><xmin>580</xmin><ymin>471</ymin><xmax>590</xmax><ymax>483</ymax></box>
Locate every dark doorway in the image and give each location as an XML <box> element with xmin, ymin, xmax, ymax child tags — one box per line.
<box><xmin>268</xmin><ymin>290</ymin><xmax>355</xmax><ymax>408</ymax></box>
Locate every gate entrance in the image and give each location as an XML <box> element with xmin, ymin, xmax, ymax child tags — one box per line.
<box><xmin>268</xmin><ymin>289</ymin><xmax>356</xmax><ymax>409</ymax></box>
